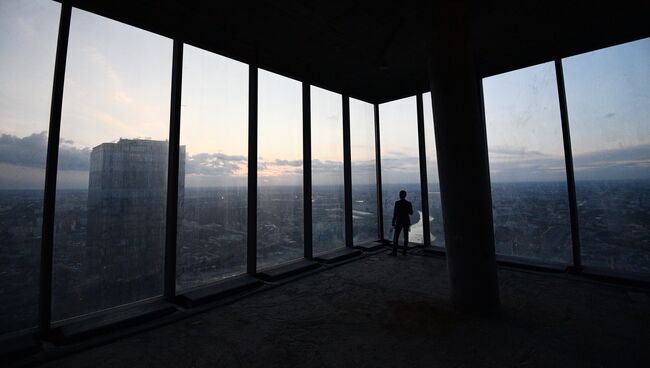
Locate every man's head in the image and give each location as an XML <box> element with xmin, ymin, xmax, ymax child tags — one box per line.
<box><xmin>399</xmin><ymin>190</ymin><xmax>407</xmax><ymax>199</ymax></box>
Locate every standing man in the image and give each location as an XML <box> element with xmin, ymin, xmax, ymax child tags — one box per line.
<box><xmin>391</xmin><ymin>190</ymin><xmax>413</xmax><ymax>256</ymax></box>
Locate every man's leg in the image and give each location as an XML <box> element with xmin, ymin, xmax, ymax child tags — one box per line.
<box><xmin>403</xmin><ymin>226</ymin><xmax>409</xmax><ymax>255</ymax></box>
<box><xmin>392</xmin><ymin>226</ymin><xmax>401</xmax><ymax>255</ymax></box>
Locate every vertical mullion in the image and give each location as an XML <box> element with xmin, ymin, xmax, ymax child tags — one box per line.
<box><xmin>303</xmin><ymin>83</ymin><xmax>313</xmax><ymax>258</ymax></box>
<box><xmin>555</xmin><ymin>59</ymin><xmax>582</xmax><ymax>270</ymax></box>
<box><xmin>164</xmin><ymin>40</ymin><xmax>183</xmax><ymax>300</ymax></box>
<box><xmin>416</xmin><ymin>94</ymin><xmax>431</xmax><ymax>247</ymax></box>
<box><xmin>39</xmin><ymin>3</ymin><xmax>71</xmax><ymax>335</ymax></box>
<box><xmin>247</xmin><ymin>66</ymin><xmax>258</xmax><ymax>274</ymax></box>
<box><xmin>374</xmin><ymin>103</ymin><xmax>384</xmax><ymax>241</ymax></box>
<box><xmin>342</xmin><ymin>95</ymin><xmax>353</xmax><ymax>248</ymax></box>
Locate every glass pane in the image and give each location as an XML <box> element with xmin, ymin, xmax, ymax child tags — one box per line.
<box><xmin>422</xmin><ymin>93</ymin><xmax>445</xmax><ymax>248</ymax></box>
<box><xmin>379</xmin><ymin>97</ymin><xmax>422</xmax><ymax>244</ymax></box>
<box><xmin>52</xmin><ymin>9</ymin><xmax>173</xmax><ymax>321</ymax></box>
<box><xmin>176</xmin><ymin>45</ymin><xmax>248</xmax><ymax>291</ymax></box>
<box><xmin>257</xmin><ymin>70</ymin><xmax>303</xmax><ymax>270</ymax></box>
<box><xmin>310</xmin><ymin>86</ymin><xmax>344</xmax><ymax>254</ymax></box>
<box><xmin>0</xmin><ymin>0</ymin><xmax>60</xmax><ymax>334</ymax></box>
<box><xmin>350</xmin><ymin>98</ymin><xmax>378</xmax><ymax>245</ymax></box>
<box><xmin>483</xmin><ymin>62</ymin><xmax>572</xmax><ymax>263</ymax></box>
<box><xmin>563</xmin><ymin>38</ymin><xmax>650</xmax><ymax>275</ymax></box>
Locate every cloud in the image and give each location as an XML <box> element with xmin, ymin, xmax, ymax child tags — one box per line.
<box><xmin>2</xmin><ymin>132</ymin><xmax>647</xmax><ymax>189</ymax></box>
<box><xmin>489</xmin><ymin>143</ymin><xmax>650</xmax><ymax>182</ymax></box>
<box><xmin>312</xmin><ymin>159</ymin><xmax>343</xmax><ymax>174</ymax></box>
<box><xmin>381</xmin><ymin>156</ymin><xmax>419</xmax><ymax>171</ymax></box>
<box><xmin>273</xmin><ymin>159</ymin><xmax>302</xmax><ymax>167</ymax></box>
<box><xmin>58</xmin><ymin>142</ymin><xmax>91</xmax><ymax>170</ymax></box>
<box><xmin>489</xmin><ymin>146</ymin><xmax>547</xmax><ymax>160</ymax></box>
<box><xmin>351</xmin><ymin>160</ymin><xmax>375</xmax><ymax>169</ymax></box>
<box><xmin>572</xmin><ymin>144</ymin><xmax>650</xmax><ymax>180</ymax></box>
<box><xmin>0</xmin><ymin>131</ymin><xmax>47</xmax><ymax>168</ymax></box>
<box><xmin>604</xmin><ymin>112</ymin><xmax>617</xmax><ymax>119</ymax></box>
<box><xmin>0</xmin><ymin>131</ymin><xmax>90</xmax><ymax>171</ymax></box>
<box><xmin>382</xmin><ymin>151</ymin><xmax>413</xmax><ymax>159</ymax></box>
<box><xmin>257</xmin><ymin>159</ymin><xmax>303</xmax><ymax>179</ymax></box>
<box><xmin>85</xmin><ymin>46</ymin><xmax>136</xmax><ymax>108</ymax></box>
<box><xmin>185</xmin><ymin>152</ymin><xmax>247</xmax><ymax>177</ymax></box>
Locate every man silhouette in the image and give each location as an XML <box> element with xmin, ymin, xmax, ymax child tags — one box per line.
<box><xmin>391</xmin><ymin>190</ymin><xmax>413</xmax><ymax>256</ymax></box>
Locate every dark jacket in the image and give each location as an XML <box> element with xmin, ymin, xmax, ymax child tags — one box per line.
<box><xmin>392</xmin><ymin>199</ymin><xmax>413</xmax><ymax>227</ymax></box>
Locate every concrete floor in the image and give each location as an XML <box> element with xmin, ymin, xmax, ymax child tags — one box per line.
<box><xmin>35</xmin><ymin>250</ymin><xmax>650</xmax><ymax>368</ymax></box>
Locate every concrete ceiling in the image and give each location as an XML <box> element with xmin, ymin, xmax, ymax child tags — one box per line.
<box><xmin>60</xmin><ymin>0</ymin><xmax>650</xmax><ymax>104</ymax></box>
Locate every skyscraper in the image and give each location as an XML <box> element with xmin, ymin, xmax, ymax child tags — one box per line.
<box><xmin>86</xmin><ymin>139</ymin><xmax>185</xmax><ymax>304</ymax></box>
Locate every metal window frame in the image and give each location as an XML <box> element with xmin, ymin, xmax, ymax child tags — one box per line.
<box><xmin>39</xmin><ymin>2</ymin><xmax>72</xmax><ymax>335</ymax></box>
<box><xmin>302</xmin><ymin>83</ymin><xmax>313</xmax><ymax>258</ymax></box>
<box><xmin>164</xmin><ymin>40</ymin><xmax>183</xmax><ymax>300</ymax></box>
<box><xmin>554</xmin><ymin>59</ymin><xmax>582</xmax><ymax>270</ymax></box>
<box><xmin>416</xmin><ymin>94</ymin><xmax>432</xmax><ymax>247</ymax></box>
<box><xmin>374</xmin><ymin>104</ymin><xmax>385</xmax><ymax>241</ymax></box>
<box><xmin>247</xmin><ymin>66</ymin><xmax>258</xmax><ymax>274</ymax></box>
<box><xmin>342</xmin><ymin>95</ymin><xmax>354</xmax><ymax>248</ymax></box>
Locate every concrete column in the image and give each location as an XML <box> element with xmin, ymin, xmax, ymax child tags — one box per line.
<box><xmin>429</xmin><ymin>1</ymin><xmax>500</xmax><ymax>312</ymax></box>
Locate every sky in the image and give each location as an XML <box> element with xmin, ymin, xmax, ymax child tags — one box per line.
<box><xmin>379</xmin><ymin>96</ymin><xmax>421</xmax><ymax>185</ymax></box>
<box><xmin>483</xmin><ymin>40</ymin><xmax>650</xmax><ymax>182</ymax></box>
<box><xmin>0</xmin><ymin>0</ymin><xmax>648</xmax><ymax>190</ymax></box>
<box><xmin>349</xmin><ymin>98</ymin><xmax>376</xmax><ymax>188</ymax></box>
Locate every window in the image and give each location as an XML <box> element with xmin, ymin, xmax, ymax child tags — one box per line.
<box><xmin>52</xmin><ymin>9</ymin><xmax>173</xmax><ymax>321</ymax></box>
<box><xmin>563</xmin><ymin>38</ymin><xmax>650</xmax><ymax>275</ymax></box>
<box><xmin>176</xmin><ymin>44</ymin><xmax>248</xmax><ymax>291</ymax></box>
<box><xmin>422</xmin><ymin>93</ymin><xmax>445</xmax><ymax>248</ymax></box>
<box><xmin>310</xmin><ymin>86</ymin><xmax>345</xmax><ymax>254</ymax></box>
<box><xmin>379</xmin><ymin>97</ymin><xmax>422</xmax><ymax>243</ymax></box>
<box><xmin>0</xmin><ymin>0</ymin><xmax>60</xmax><ymax>334</ymax></box>
<box><xmin>350</xmin><ymin>98</ymin><xmax>378</xmax><ymax>244</ymax></box>
<box><xmin>257</xmin><ymin>70</ymin><xmax>303</xmax><ymax>270</ymax></box>
<box><xmin>483</xmin><ymin>62</ymin><xmax>572</xmax><ymax>263</ymax></box>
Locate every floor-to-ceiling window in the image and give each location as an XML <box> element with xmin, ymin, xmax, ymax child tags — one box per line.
<box><xmin>0</xmin><ymin>0</ymin><xmax>60</xmax><ymax>333</ymax></box>
<box><xmin>257</xmin><ymin>70</ymin><xmax>303</xmax><ymax>269</ymax></box>
<box><xmin>350</xmin><ymin>98</ymin><xmax>378</xmax><ymax>245</ymax></box>
<box><xmin>52</xmin><ymin>8</ymin><xmax>173</xmax><ymax>321</ymax></box>
<box><xmin>563</xmin><ymin>37</ymin><xmax>650</xmax><ymax>275</ymax></box>
<box><xmin>176</xmin><ymin>44</ymin><xmax>248</xmax><ymax>291</ymax></box>
<box><xmin>483</xmin><ymin>62</ymin><xmax>572</xmax><ymax>263</ymax></box>
<box><xmin>310</xmin><ymin>86</ymin><xmax>345</xmax><ymax>254</ymax></box>
<box><xmin>379</xmin><ymin>97</ymin><xmax>422</xmax><ymax>244</ymax></box>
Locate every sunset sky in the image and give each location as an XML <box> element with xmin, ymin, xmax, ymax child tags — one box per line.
<box><xmin>0</xmin><ymin>0</ymin><xmax>648</xmax><ymax>190</ymax></box>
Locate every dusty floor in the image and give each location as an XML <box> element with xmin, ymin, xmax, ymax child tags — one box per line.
<box><xmin>35</xmin><ymin>250</ymin><xmax>650</xmax><ymax>367</ymax></box>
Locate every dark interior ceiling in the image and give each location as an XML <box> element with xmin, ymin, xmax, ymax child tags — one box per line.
<box><xmin>60</xmin><ymin>0</ymin><xmax>650</xmax><ymax>104</ymax></box>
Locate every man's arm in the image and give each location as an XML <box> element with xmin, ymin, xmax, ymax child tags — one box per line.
<box><xmin>408</xmin><ymin>202</ymin><xmax>413</xmax><ymax>215</ymax></box>
<box><xmin>392</xmin><ymin>201</ymin><xmax>397</xmax><ymax>226</ymax></box>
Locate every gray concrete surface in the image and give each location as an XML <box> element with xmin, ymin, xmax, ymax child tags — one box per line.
<box><xmin>37</xmin><ymin>250</ymin><xmax>650</xmax><ymax>367</ymax></box>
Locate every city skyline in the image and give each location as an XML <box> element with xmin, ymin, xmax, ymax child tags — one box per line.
<box><xmin>1</xmin><ymin>129</ymin><xmax>650</xmax><ymax>189</ymax></box>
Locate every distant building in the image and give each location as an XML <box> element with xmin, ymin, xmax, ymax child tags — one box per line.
<box><xmin>86</xmin><ymin>139</ymin><xmax>185</xmax><ymax>301</ymax></box>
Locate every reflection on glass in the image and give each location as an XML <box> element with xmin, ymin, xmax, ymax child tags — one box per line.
<box><xmin>310</xmin><ymin>86</ymin><xmax>344</xmax><ymax>254</ymax></box>
<box><xmin>350</xmin><ymin>98</ymin><xmax>378</xmax><ymax>244</ymax></box>
<box><xmin>483</xmin><ymin>62</ymin><xmax>572</xmax><ymax>263</ymax></box>
<box><xmin>379</xmin><ymin>97</ymin><xmax>422</xmax><ymax>243</ymax></box>
<box><xmin>563</xmin><ymin>38</ymin><xmax>650</xmax><ymax>274</ymax></box>
<box><xmin>52</xmin><ymin>9</ymin><xmax>173</xmax><ymax>321</ymax></box>
<box><xmin>176</xmin><ymin>45</ymin><xmax>248</xmax><ymax>291</ymax></box>
<box><xmin>257</xmin><ymin>70</ymin><xmax>303</xmax><ymax>270</ymax></box>
<box><xmin>422</xmin><ymin>93</ymin><xmax>445</xmax><ymax>248</ymax></box>
<box><xmin>0</xmin><ymin>0</ymin><xmax>60</xmax><ymax>334</ymax></box>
